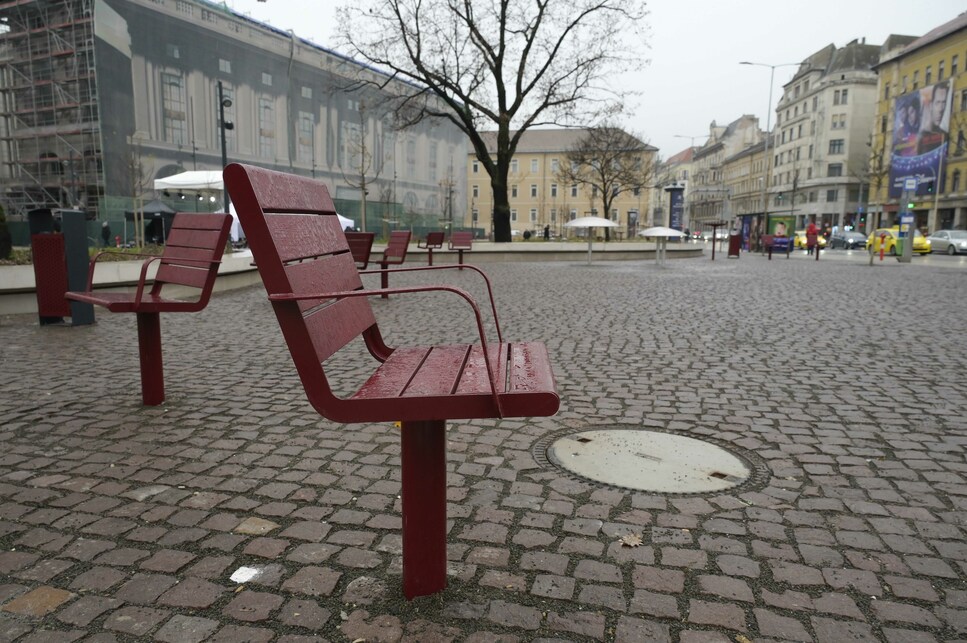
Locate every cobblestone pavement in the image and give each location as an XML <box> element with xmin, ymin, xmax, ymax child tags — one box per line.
<box><xmin>1</xmin><ymin>250</ymin><xmax>966</xmax><ymax>642</ymax></box>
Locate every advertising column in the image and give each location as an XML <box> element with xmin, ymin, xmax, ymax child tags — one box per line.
<box><xmin>665</xmin><ymin>184</ymin><xmax>684</xmax><ymax>231</ymax></box>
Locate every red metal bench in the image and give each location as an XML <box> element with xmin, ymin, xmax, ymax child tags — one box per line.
<box><xmin>417</xmin><ymin>230</ymin><xmax>445</xmax><ymax>265</ymax></box>
<box><xmin>374</xmin><ymin>230</ymin><xmax>411</xmax><ymax>299</ymax></box>
<box><xmin>449</xmin><ymin>231</ymin><xmax>474</xmax><ymax>269</ymax></box>
<box><xmin>344</xmin><ymin>231</ymin><xmax>375</xmax><ymax>269</ymax></box>
<box><xmin>65</xmin><ymin>213</ymin><xmax>232</xmax><ymax>406</ymax></box>
<box><xmin>224</xmin><ymin>162</ymin><xmax>559</xmax><ymax>600</ymax></box>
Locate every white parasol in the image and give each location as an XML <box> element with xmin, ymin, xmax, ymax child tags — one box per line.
<box><xmin>564</xmin><ymin>216</ymin><xmax>619</xmax><ymax>264</ymax></box>
<box><xmin>638</xmin><ymin>226</ymin><xmax>686</xmax><ymax>266</ymax></box>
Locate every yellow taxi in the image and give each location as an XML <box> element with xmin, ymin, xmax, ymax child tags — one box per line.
<box><xmin>793</xmin><ymin>230</ymin><xmax>827</xmax><ymax>250</ymax></box>
<box><xmin>866</xmin><ymin>227</ymin><xmax>931</xmax><ymax>255</ymax></box>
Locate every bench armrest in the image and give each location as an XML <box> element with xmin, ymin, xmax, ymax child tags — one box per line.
<box><xmin>359</xmin><ymin>264</ymin><xmax>503</xmax><ymax>342</ymax></box>
<box><xmin>269</xmin><ymin>284</ymin><xmax>502</xmax><ymax>411</ymax></box>
<box><xmin>85</xmin><ymin>250</ymin><xmax>161</xmax><ymax>291</ymax></box>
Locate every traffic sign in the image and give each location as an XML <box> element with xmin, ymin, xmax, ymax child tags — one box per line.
<box><xmin>904</xmin><ymin>177</ymin><xmax>918</xmax><ymax>191</ymax></box>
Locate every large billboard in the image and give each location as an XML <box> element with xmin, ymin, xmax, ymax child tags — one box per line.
<box><xmin>888</xmin><ymin>80</ymin><xmax>952</xmax><ymax>198</ymax></box>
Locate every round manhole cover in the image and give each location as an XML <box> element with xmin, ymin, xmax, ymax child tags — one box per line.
<box><xmin>544</xmin><ymin>429</ymin><xmax>755</xmax><ymax>494</ymax></box>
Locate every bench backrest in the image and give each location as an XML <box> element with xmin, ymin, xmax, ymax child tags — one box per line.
<box><xmin>225</xmin><ymin>163</ymin><xmax>386</xmax><ymax>400</ymax></box>
<box><xmin>151</xmin><ymin>212</ymin><xmax>232</xmax><ymax>299</ymax></box>
<box><xmin>421</xmin><ymin>231</ymin><xmax>444</xmax><ymax>248</ymax></box>
<box><xmin>345</xmin><ymin>231</ymin><xmax>375</xmax><ymax>269</ymax></box>
<box><xmin>449</xmin><ymin>231</ymin><xmax>473</xmax><ymax>250</ymax></box>
<box><xmin>761</xmin><ymin>234</ymin><xmax>774</xmax><ymax>248</ymax></box>
<box><xmin>383</xmin><ymin>230</ymin><xmax>411</xmax><ymax>264</ymax></box>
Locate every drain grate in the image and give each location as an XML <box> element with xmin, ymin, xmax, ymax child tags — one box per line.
<box><xmin>533</xmin><ymin>426</ymin><xmax>771</xmax><ymax>496</ymax></box>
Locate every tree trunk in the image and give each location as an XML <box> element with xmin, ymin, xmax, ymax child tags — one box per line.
<box><xmin>492</xmin><ymin>182</ymin><xmax>512</xmax><ymax>242</ymax></box>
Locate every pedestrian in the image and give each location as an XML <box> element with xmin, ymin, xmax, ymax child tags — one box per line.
<box><xmin>543</xmin><ymin>224</ymin><xmax>550</xmax><ymax>241</ymax></box>
<box><xmin>805</xmin><ymin>218</ymin><xmax>820</xmax><ymax>256</ymax></box>
<box><xmin>100</xmin><ymin>221</ymin><xmax>111</xmax><ymax>247</ymax></box>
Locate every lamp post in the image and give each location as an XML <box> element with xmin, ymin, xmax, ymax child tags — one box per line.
<box><xmin>217</xmin><ymin>80</ymin><xmax>234</xmax><ymax>214</ymax></box>
<box><xmin>740</xmin><ymin>61</ymin><xmax>797</xmax><ymax>248</ymax></box>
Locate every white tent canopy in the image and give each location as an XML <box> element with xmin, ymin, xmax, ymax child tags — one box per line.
<box><xmin>154</xmin><ymin>170</ymin><xmax>223</xmax><ymax>191</ymax></box>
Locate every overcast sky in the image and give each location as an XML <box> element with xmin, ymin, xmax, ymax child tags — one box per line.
<box><xmin>225</xmin><ymin>0</ymin><xmax>964</xmax><ymax>158</ymax></box>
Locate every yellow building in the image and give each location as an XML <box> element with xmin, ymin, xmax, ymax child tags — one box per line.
<box><xmin>870</xmin><ymin>14</ymin><xmax>967</xmax><ymax>231</ymax></box>
<box><xmin>467</xmin><ymin>129</ymin><xmax>657</xmax><ymax>238</ymax></box>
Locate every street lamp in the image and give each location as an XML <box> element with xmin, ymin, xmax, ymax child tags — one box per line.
<box><xmin>217</xmin><ymin>80</ymin><xmax>234</xmax><ymax>214</ymax></box>
<box><xmin>740</xmin><ymin>61</ymin><xmax>797</xmax><ymax>245</ymax></box>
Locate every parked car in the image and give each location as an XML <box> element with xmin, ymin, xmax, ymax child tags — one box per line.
<box><xmin>926</xmin><ymin>229</ymin><xmax>967</xmax><ymax>255</ymax></box>
<box><xmin>828</xmin><ymin>230</ymin><xmax>867</xmax><ymax>249</ymax></box>
<box><xmin>793</xmin><ymin>230</ymin><xmax>827</xmax><ymax>250</ymax></box>
<box><xmin>866</xmin><ymin>227</ymin><xmax>931</xmax><ymax>255</ymax></box>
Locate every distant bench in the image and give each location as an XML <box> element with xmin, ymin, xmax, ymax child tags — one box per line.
<box><xmin>372</xmin><ymin>230</ymin><xmax>411</xmax><ymax>298</ymax></box>
<box><xmin>762</xmin><ymin>234</ymin><xmax>791</xmax><ymax>260</ymax></box>
<box><xmin>418</xmin><ymin>231</ymin><xmax>445</xmax><ymax>265</ymax></box>
<box><xmin>449</xmin><ymin>231</ymin><xmax>473</xmax><ymax>269</ymax></box>
<box><xmin>65</xmin><ymin>213</ymin><xmax>232</xmax><ymax>405</ymax></box>
<box><xmin>345</xmin><ymin>231</ymin><xmax>375</xmax><ymax>269</ymax></box>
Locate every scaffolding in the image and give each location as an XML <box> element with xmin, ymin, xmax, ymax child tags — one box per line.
<box><xmin>0</xmin><ymin>0</ymin><xmax>102</xmax><ymax>218</ymax></box>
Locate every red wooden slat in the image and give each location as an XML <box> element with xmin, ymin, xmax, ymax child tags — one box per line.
<box><xmin>266</xmin><ymin>213</ymin><xmax>349</xmax><ymax>264</ymax></box>
<box><xmin>403</xmin><ymin>344</ymin><xmax>470</xmax><ymax>396</ymax></box>
<box><xmin>508</xmin><ymin>342</ymin><xmax>556</xmax><ymax>393</ymax></box>
<box><xmin>240</xmin><ymin>164</ymin><xmax>336</xmax><ymax>214</ymax></box>
<box><xmin>165</xmin><ymin>227</ymin><xmax>224</xmax><ymax>250</ymax></box>
<box><xmin>285</xmin><ymin>253</ymin><xmax>365</xmax><ymax>309</ymax></box>
<box><xmin>155</xmin><ymin>264</ymin><xmax>210</xmax><ymax>289</ymax></box>
<box><xmin>354</xmin><ymin>347</ymin><xmax>431</xmax><ymax>399</ymax></box>
<box><xmin>158</xmin><ymin>246</ymin><xmax>218</xmax><ymax>264</ymax></box>
<box><xmin>170</xmin><ymin>213</ymin><xmax>232</xmax><ymax>230</ymax></box>
<box><xmin>302</xmin><ymin>297</ymin><xmax>378</xmax><ymax>363</ymax></box>
<box><xmin>456</xmin><ymin>343</ymin><xmax>507</xmax><ymax>395</ymax></box>
<box><xmin>449</xmin><ymin>232</ymin><xmax>473</xmax><ymax>250</ymax></box>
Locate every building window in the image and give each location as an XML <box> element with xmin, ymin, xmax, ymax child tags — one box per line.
<box><xmin>297</xmin><ymin>111</ymin><xmax>313</xmax><ymax>164</ymax></box>
<box><xmin>530</xmin><ymin>184</ymin><xmax>537</xmax><ymax>198</ymax></box>
<box><xmin>571</xmin><ymin>184</ymin><xmax>578</xmax><ymax>197</ymax></box>
<box><xmin>472</xmin><ymin>185</ymin><xmax>479</xmax><ymax>198</ymax></box>
<box><xmin>550</xmin><ymin>183</ymin><xmax>558</xmax><ymax>197</ymax></box>
<box><xmin>529</xmin><ymin>208</ymin><xmax>537</xmax><ymax>222</ymax></box>
<box><xmin>827</xmin><ymin>163</ymin><xmax>843</xmax><ymax>177</ymax></box>
<box><xmin>472</xmin><ymin>208</ymin><xmax>479</xmax><ymax>222</ymax></box>
<box><xmin>550</xmin><ymin>208</ymin><xmax>557</xmax><ymax>222</ymax></box>
<box><xmin>833</xmin><ymin>90</ymin><xmax>840</xmax><ymax>105</ymax></box>
<box><xmin>961</xmin><ymin>89</ymin><xmax>967</xmax><ymax>112</ymax></box>
<box><xmin>530</xmin><ymin>159</ymin><xmax>538</xmax><ymax>173</ymax></box>
<box><xmin>201</xmin><ymin>9</ymin><xmax>218</xmax><ymax>23</ymax></box>
<box><xmin>511</xmin><ymin>209</ymin><xmax>518</xmax><ymax>222</ymax></box>
<box><xmin>913</xmin><ymin>70</ymin><xmax>919</xmax><ymax>89</ymax></box>
<box><xmin>511</xmin><ymin>185</ymin><xmax>518</xmax><ymax>198</ymax></box>
<box><xmin>472</xmin><ymin>160</ymin><xmax>479</xmax><ymax>173</ymax></box>
<box><xmin>160</xmin><ymin>72</ymin><xmax>187</xmax><ymax>145</ymax></box>
<box><xmin>808</xmin><ymin>191</ymin><xmax>817</xmax><ymax>203</ymax></box>
<box><xmin>511</xmin><ymin>159</ymin><xmax>518</xmax><ymax>173</ymax></box>
<box><xmin>405</xmin><ymin>140</ymin><xmax>416</xmax><ymax>178</ymax></box>
<box><xmin>166</xmin><ymin>44</ymin><xmax>180</xmax><ymax>59</ymax></box>
<box><xmin>301</xmin><ymin>86</ymin><xmax>312</xmax><ymax>99</ymax></box>
<box><xmin>259</xmin><ymin>96</ymin><xmax>275</xmax><ymax>158</ymax></box>
<box><xmin>570</xmin><ymin>209</ymin><xmax>577</xmax><ymax>220</ymax></box>
<box><xmin>826</xmin><ymin>189</ymin><xmax>838</xmax><ymax>202</ymax></box>
<box><xmin>176</xmin><ymin>0</ymin><xmax>192</xmax><ymax>15</ymax></box>
<box><xmin>428</xmin><ymin>142</ymin><xmax>438</xmax><ymax>182</ymax></box>
<box><xmin>828</xmin><ymin>139</ymin><xmax>844</xmax><ymax>155</ymax></box>
<box><xmin>884</xmin><ymin>85</ymin><xmax>890</xmax><ymax>100</ymax></box>
<box><xmin>261</xmin><ymin>72</ymin><xmax>272</xmax><ymax>86</ymax></box>
<box><xmin>219</xmin><ymin>58</ymin><xmax>231</xmax><ymax>73</ymax></box>
<box><xmin>952</xmin><ymin>170</ymin><xmax>961</xmax><ymax>192</ymax></box>
<box><xmin>953</xmin><ymin>55</ymin><xmax>959</xmax><ymax>76</ymax></box>
<box><xmin>925</xmin><ymin>66</ymin><xmax>932</xmax><ymax>85</ymax></box>
<box><xmin>551</xmin><ymin>159</ymin><xmax>559</xmax><ymax>173</ymax></box>
<box><xmin>812</xmin><ymin>96</ymin><xmax>818</xmax><ymax>111</ymax></box>
<box><xmin>938</xmin><ymin>61</ymin><xmax>945</xmax><ymax>81</ymax></box>
<box><xmin>840</xmin><ymin>89</ymin><xmax>848</xmax><ymax>104</ymax></box>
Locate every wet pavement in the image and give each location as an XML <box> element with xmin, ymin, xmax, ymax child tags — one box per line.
<box><xmin>1</xmin><ymin>249</ymin><xmax>966</xmax><ymax>642</ymax></box>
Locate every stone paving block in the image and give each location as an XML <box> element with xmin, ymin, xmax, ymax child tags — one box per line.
<box><xmin>102</xmin><ymin>605</ymin><xmax>169</xmax><ymax>636</ymax></box>
<box><xmin>154</xmin><ymin>614</ymin><xmax>221</xmax><ymax>643</ymax></box>
<box><xmin>56</xmin><ymin>595</ymin><xmax>124</xmax><ymax>627</ymax></box>
<box><xmin>1</xmin><ymin>586</ymin><xmax>73</xmax><ymax>616</ymax></box>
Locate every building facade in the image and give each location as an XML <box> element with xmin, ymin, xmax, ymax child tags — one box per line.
<box><xmin>467</xmin><ymin>128</ymin><xmax>657</xmax><ymax>239</ymax></box>
<box><xmin>688</xmin><ymin>115</ymin><xmax>762</xmax><ymax>233</ymax></box>
<box><xmin>0</xmin><ymin>0</ymin><xmax>467</xmax><ymax>230</ymax></box>
<box><xmin>770</xmin><ymin>40</ymin><xmax>885</xmax><ymax>234</ymax></box>
<box><xmin>870</xmin><ymin>13</ymin><xmax>967</xmax><ymax>232</ymax></box>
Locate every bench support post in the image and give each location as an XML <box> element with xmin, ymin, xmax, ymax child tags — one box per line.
<box><xmin>457</xmin><ymin>249</ymin><xmax>465</xmax><ymax>269</ymax></box>
<box><xmin>400</xmin><ymin>419</ymin><xmax>447</xmax><ymax>599</ymax></box>
<box><xmin>427</xmin><ymin>248</ymin><xmax>434</xmax><ymax>266</ymax></box>
<box><xmin>136</xmin><ymin>312</ymin><xmax>164</xmax><ymax>406</ymax></box>
<box><xmin>380</xmin><ymin>262</ymin><xmax>389</xmax><ymax>299</ymax></box>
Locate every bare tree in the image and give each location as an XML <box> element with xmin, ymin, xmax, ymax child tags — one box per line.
<box><xmin>556</xmin><ymin>125</ymin><xmax>655</xmax><ymax>239</ymax></box>
<box><xmin>340</xmin><ymin>99</ymin><xmax>391</xmax><ymax>233</ymax></box>
<box><xmin>338</xmin><ymin>0</ymin><xmax>647</xmax><ymax>242</ymax></box>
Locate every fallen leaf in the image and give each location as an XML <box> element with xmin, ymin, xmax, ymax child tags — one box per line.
<box><xmin>620</xmin><ymin>533</ymin><xmax>643</xmax><ymax>547</ymax></box>
<box><xmin>735</xmin><ymin>636</ymin><xmax>753</xmax><ymax>643</ymax></box>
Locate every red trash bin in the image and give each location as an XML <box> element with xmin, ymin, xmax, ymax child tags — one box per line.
<box><xmin>727</xmin><ymin>233</ymin><xmax>742</xmax><ymax>258</ymax></box>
